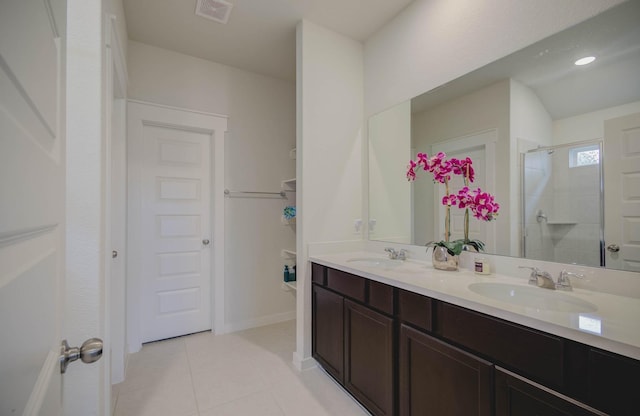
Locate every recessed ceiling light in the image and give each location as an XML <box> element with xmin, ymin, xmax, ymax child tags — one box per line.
<box><xmin>574</xmin><ymin>56</ymin><xmax>596</xmax><ymax>66</ymax></box>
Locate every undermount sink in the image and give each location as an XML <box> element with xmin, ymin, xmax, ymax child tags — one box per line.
<box><xmin>468</xmin><ymin>282</ymin><xmax>598</xmax><ymax>313</ymax></box>
<box><xmin>346</xmin><ymin>257</ymin><xmax>404</xmax><ymax>268</ymax></box>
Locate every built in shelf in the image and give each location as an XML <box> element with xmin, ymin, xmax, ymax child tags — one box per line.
<box><xmin>281</xmin><ymin>249</ymin><xmax>297</xmax><ymax>258</ymax></box>
<box><xmin>546</xmin><ymin>221</ymin><xmax>577</xmax><ymax>225</ymax></box>
<box><xmin>281</xmin><ymin>178</ymin><xmax>296</xmax><ymax>190</ymax></box>
<box><xmin>282</xmin><ymin>281</ymin><xmax>297</xmax><ymax>291</ymax></box>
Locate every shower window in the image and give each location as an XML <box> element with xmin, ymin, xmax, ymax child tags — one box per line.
<box><xmin>569</xmin><ymin>144</ymin><xmax>600</xmax><ymax>168</ymax></box>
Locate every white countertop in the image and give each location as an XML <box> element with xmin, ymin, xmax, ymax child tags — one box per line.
<box><xmin>309</xmin><ymin>251</ymin><xmax>640</xmax><ymax>361</ymax></box>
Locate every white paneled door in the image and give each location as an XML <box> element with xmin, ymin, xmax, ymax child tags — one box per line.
<box><xmin>0</xmin><ymin>1</ymin><xmax>65</xmax><ymax>414</ymax></box>
<box><xmin>432</xmin><ymin>130</ymin><xmax>497</xmax><ymax>252</ymax></box>
<box><xmin>604</xmin><ymin>112</ymin><xmax>640</xmax><ymax>272</ymax></box>
<box><xmin>129</xmin><ymin>102</ymin><xmax>226</xmax><ymax>344</ymax></box>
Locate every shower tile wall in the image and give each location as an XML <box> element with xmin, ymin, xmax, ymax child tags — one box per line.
<box><xmin>551</xmin><ymin>152</ymin><xmax>601</xmax><ymax>267</ymax></box>
<box><xmin>524</xmin><ymin>148</ymin><xmax>601</xmax><ymax>267</ymax></box>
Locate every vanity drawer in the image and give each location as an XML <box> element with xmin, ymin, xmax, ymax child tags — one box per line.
<box><xmin>327</xmin><ymin>268</ymin><xmax>366</xmax><ymax>302</ymax></box>
<box><xmin>398</xmin><ymin>289</ymin><xmax>433</xmax><ymax>332</ymax></box>
<box><xmin>312</xmin><ymin>263</ymin><xmax>326</xmax><ymax>285</ymax></box>
<box><xmin>439</xmin><ymin>302</ymin><xmax>564</xmax><ymax>389</ymax></box>
<box><xmin>367</xmin><ymin>280</ymin><xmax>394</xmax><ymax>315</ymax></box>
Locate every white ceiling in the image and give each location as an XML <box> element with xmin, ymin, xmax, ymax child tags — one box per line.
<box><xmin>124</xmin><ymin>0</ymin><xmax>414</xmax><ymax>82</ymax></box>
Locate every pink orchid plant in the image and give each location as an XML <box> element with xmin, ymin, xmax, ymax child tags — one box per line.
<box><xmin>407</xmin><ymin>152</ymin><xmax>499</xmax><ymax>255</ymax></box>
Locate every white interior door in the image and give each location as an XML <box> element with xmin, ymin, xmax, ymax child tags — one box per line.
<box><xmin>436</xmin><ymin>146</ymin><xmax>487</xmax><ymax>242</ymax></box>
<box><xmin>432</xmin><ymin>130</ymin><xmax>497</xmax><ymax>251</ymax></box>
<box><xmin>0</xmin><ymin>1</ymin><xmax>66</xmax><ymax>414</ymax></box>
<box><xmin>128</xmin><ymin>102</ymin><xmax>227</xmax><ymax>344</ymax></box>
<box><xmin>604</xmin><ymin>112</ymin><xmax>640</xmax><ymax>271</ymax></box>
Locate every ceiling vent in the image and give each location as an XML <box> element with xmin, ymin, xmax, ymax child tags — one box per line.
<box><xmin>195</xmin><ymin>0</ymin><xmax>233</xmax><ymax>24</ymax></box>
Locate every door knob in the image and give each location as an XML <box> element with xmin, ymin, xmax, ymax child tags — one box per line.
<box><xmin>607</xmin><ymin>244</ymin><xmax>620</xmax><ymax>253</ymax></box>
<box><xmin>60</xmin><ymin>338</ymin><xmax>103</xmax><ymax>374</ymax></box>
<box><xmin>202</xmin><ymin>239</ymin><xmax>210</xmax><ymax>245</ymax></box>
<box><xmin>112</xmin><ymin>250</ymin><xmax>118</xmax><ymax>258</ymax></box>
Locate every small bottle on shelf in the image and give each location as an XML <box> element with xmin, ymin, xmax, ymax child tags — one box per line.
<box><xmin>289</xmin><ymin>265</ymin><xmax>296</xmax><ymax>281</ymax></box>
<box><xmin>283</xmin><ymin>265</ymin><xmax>290</xmax><ymax>282</ymax></box>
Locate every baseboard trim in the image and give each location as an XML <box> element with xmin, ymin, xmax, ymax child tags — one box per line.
<box><xmin>292</xmin><ymin>352</ymin><xmax>318</xmax><ymax>371</ymax></box>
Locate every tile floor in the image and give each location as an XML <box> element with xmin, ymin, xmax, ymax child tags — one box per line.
<box><xmin>111</xmin><ymin>320</ymin><xmax>370</xmax><ymax>416</ymax></box>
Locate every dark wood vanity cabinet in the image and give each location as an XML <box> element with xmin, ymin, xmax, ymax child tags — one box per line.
<box><xmin>312</xmin><ymin>284</ymin><xmax>344</xmax><ymax>383</ymax></box>
<box><xmin>399</xmin><ymin>324</ymin><xmax>493</xmax><ymax>416</ymax></box>
<box><xmin>311</xmin><ymin>263</ymin><xmax>640</xmax><ymax>416</ymax></box>
<box><xmin>345</xmin><ymin>299</ymin><xmax>394</xmax><ymax>416</ymax></box>
<box><xmin>312</xmin><ymin>267</ymin><xmax>395</xmax><ymax>416</ymax></box>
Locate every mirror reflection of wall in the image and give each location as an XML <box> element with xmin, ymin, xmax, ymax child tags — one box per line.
<box><xmin>368</xmin><ymin>101</ymin><xmax>412</xmax><ymax>243</ymax></box>
<box><xmin>367</xmin><ymin>1</ymin><xmax>640</xmax><ymax>271</ymax></box>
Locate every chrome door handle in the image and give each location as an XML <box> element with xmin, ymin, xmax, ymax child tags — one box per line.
<box><xmin>60</xmin><ymin>338</ymin><xmax>103</xmax><ymax>374</ymax></box>
<box><xmin>607</xmin><ymin>244</ymin><xmax>620</xmax><ymax>253</ymax></box>
<box><xmin>202</xmin><ymin>239</ymin><xmax>210</xmax><ymax>245</ymax></box>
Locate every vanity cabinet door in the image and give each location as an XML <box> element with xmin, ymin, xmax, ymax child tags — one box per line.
<box><xmin>587</xmin><ymin>348</ymin><xmax>640</xmax><ymax>415</ymax></box>
<box><xmin>344</xmin><ymin>299</ymin><xmax>395</xmax><ymax>416</ymax></box>
<box><xmin>312</xmin><ymin>284</ymin><xmax>344</xmax><ymax>383</ymax></box>
<box><xmin>399</xmin><ymin>324</ymin><xmax>493</xmax><ymax>416</ymax></box>
<box><xmin>495</xmin><ymin>367</ymin><xmax>606</xmax><ymax>416</ymax></box>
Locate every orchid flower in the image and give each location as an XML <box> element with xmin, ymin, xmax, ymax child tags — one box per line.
<box><xmin>406</xmin><ymin>151</ymin><xmax>500</xmax><ymax>250</ymax></box>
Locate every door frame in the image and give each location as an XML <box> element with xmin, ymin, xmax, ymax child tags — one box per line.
<box><xmin>126</xmin><ymin>100</ymin><xmax>228</xmax><ymax>353</ymax></box>
<box><xmin>105</xmin><ymin>13</ymin><xmax>128</xmax><ymax>385</ymax></box>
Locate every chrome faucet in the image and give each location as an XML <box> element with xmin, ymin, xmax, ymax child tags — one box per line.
<box><xmin>519</xmin><ymin>266</ymin><xmax>556</xmax><ymax>289</ymax></box>
<box><xmin>556</xmin><ymin>270</ymin><xmax>585</xmax><ymax>291</ymax></box>
<box><xmin>385</xmin><ymin>247</ymin><xmax>408</xmax><ymax>260</ymax></box>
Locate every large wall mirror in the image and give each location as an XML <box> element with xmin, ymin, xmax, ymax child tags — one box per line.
<box><xmin>368</xmin><ymin>1</ymin><xmax>640</xmax><ymax>272</ymax></box>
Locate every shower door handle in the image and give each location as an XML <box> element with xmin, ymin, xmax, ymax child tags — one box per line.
<box><xmin>607</xmin><ymin>244</ymin><xmax>620</xmax><ymax>253</ymax></box>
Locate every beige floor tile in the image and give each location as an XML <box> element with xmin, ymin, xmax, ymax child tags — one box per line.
<box><xmin>191</xmin><ymin>357</ymin><xmax>270</xmax><ymax>412</ymax></box>
<box><xmin>199</xmin><ymin>391</ymin><xmax>284</xmax><ymax>416</ymax></box>
<box><xmin>113</xmin><ymin>377</ymin><xmax>198</xmax><ymax>416</ymax></box>
<box><xmin>111</xmin><ymin>320</ymin><xmax>370</xmax><ymax>416</ymax></box>
<box><xmin>272</xmin><ymin>368</ymin><xmax>370</xmax><ymax>416</ymax></box>
<box><xmin>185</xmin><ymin>332</ymin><xmax>264</xmax><ymax>370</ymax></box>
<box><xmin>118</xmin><ymin>340</ymin><xmax>191</xmax><ymax>393</ymax></box>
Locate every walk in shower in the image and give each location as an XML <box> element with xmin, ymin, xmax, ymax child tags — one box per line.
<box><xmin>522</xmin><ymin>141</ymin><xmax>604</xmax><ymax>267</ymax></box>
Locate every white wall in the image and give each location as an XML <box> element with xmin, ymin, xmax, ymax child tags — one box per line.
<box><xmin>364</xmin><ymin>0</ymin><xmax>624</xmax><ymax>118</ymax></box>
<box><xmin>127</xmin><ymin>41</ymin><xmax>296</xmax><ymax>332</ymax></box>
<box><xmin>553</xmin><ymin>101</ymin><xmax>640</xmax><ymax>144</ymax></box>
<box><xmin>368</xmin><ymin>101</ymin><xmax>412</xmax><ymax>243</ymax></box>
<box><xmin>295</xmin><ymin>20</ymin><xmax>364</xmax><ymax>368</ymax></box>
